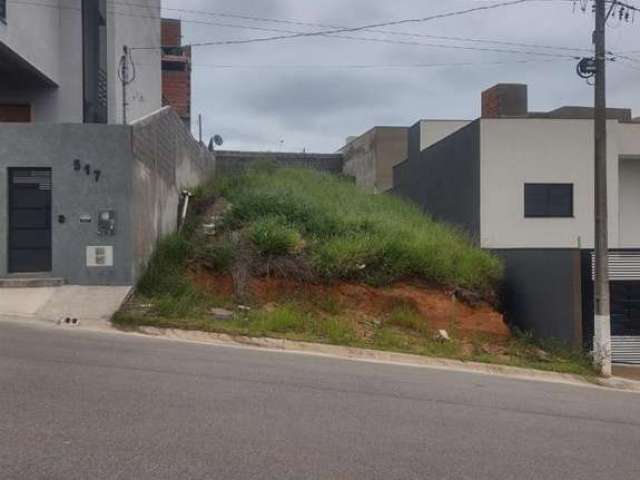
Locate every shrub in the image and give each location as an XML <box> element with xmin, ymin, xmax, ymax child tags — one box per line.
<box><xmin>250</xmin><ymin>215</ymin><xmax>303</xmax><ymax>256</ymax></box>
<box><xmin>197</xmin><ymin>240</ymin><xmax>236</xmax><ymax>272</ymax></box>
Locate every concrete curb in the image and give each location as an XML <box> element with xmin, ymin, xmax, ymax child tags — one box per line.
<box><xmin>134</xmin><ymin>326</ymin><xmax>640</xmax><ymax>394</ymax></box>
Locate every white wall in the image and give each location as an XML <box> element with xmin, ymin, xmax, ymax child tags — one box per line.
<box><xmin>619</xmin><ymin>157</ymin><xmax>640</xmax><ymax>248</ymax></box>
<box><xmin>618</xmin><ymin>123</ymin><xmax>640</xmax><ymax>156</ymax></box>
<box><xmin>419</xmin><ymin>120</ymin><xmax>470</xmax><ymax>150</ymax></box>
<box><xmin>0</xmin><ymin>0</ymin><xmax>63</xmax><ymax>84</ymax></box>
<box><xmin>0</xmin><ymin>0</ymin><xmax>83</xmax><ymax>122</ymax></box>
<box><xmin>107</xmin><ymin>0</ymin><xmax>162</xmax><ymax>124</ymax></box>
<box><xmin>479</xmin><ymin>118</ymin><xmax>640</xmax><ymax>249</ymax></box>
<box><xmin>0</xmin><ymin>0</ymin><xmax>161</xmax><ymax>123</ymax></box>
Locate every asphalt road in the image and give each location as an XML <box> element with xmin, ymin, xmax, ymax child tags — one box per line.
<box><xmin>1</xmin><ymin>321</ymin><xmax>639</xmax><ymax>480</ymax></box>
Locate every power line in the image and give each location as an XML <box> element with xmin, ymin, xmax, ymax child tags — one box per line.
<box><xmin>132</xmin><ymin>0</ymin><xmax>538</xmax><ymax>50</ymax></box>
<box><xmin>175</xmin><ymin>58</ymin><xmax>577</xmax><ymax>70</ymax></box>
<box><xmin>8</xmin><ymin>0</ymin><xmax>584</xmax><ymax>59</ymax></box>
<box><xmin>102</xmin><ymin>0</ymin><xmax>593</xmax><ymax>54</ymax></box>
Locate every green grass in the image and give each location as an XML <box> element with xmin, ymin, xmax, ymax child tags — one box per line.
<box><xmin>114</xmin><ymin>168</ymin><xmax>595</xmax><ymax>377</ymax></box>
<box><xmin>219</xmin><ymin>168</ymin><xmax>502</xmax><ymax>293</ymax></box>
<box><xmin>114</xmin><ymin>299</ymin><xmax>595</xmax><ymax>377</ymax></box>
<box><xmin>136</xmin><ymin>234</ymin><xmax>192</xmax><ymax>298</ymax></box>
<box><xmin>250</xmin><ymin>215</ymin><xmax>303</xmax><ymax>256</ymax></box>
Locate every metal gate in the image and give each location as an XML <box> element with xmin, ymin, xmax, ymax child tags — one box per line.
<box><xmin>8</xmin><ymin>168</ymin><xmax>52</xmax><ymax>273</ymax></box>
<box><xmin>588</xmin><ymin>251</ymin><xmax>640</xmax><ymax>364</ymax></box>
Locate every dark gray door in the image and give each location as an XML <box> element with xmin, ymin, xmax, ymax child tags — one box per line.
<box><xmin>8</xmin><ymin>168</ymin><xmax>52</xmax><ymax>273</ymax></box>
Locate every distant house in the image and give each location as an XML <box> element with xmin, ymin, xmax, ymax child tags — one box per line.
<box><xmin>392</xmin><ymin>84</ymin><xmax>640</xmax><ymax>363</ymax></box>
<box><xmin>0</xmin><ymin>1</ymin><xmax>213</xmax><ymax>287</ymax></box>
<box><xmin>341</xmin><ymin>121</ymin><xmax>472</xmax><ymax>193</ymax></box>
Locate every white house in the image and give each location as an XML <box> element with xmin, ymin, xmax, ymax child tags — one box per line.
<box><xmin>0</xmin><ymin>0</ymin><xmax>161</xmax><ymax>123</ymax></box>
<box><xmin>393</xmin><ymin>84</ymin><xmax>640</xmax><ymax>363</ymax></box>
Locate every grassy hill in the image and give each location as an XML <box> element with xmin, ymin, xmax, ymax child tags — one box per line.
<box><xmin>192</xmin><ymin>165</ymin><xmax>502</xmax><ymax>293</ymax></box>
<box><xmin>115</xmin><ymin>166</ymin><xmax>593</xmax><ymax>376</ymax></box>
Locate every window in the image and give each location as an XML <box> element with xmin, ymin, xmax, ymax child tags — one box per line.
<box><xmin>524</xmin><ymin>183</ymin><xmax>573</xmax><ymax>218</ymax></box>
<box><xmin>0</xmin><ymin>0</ymin><xmax>6</xmax><ymax>23</ymax></box>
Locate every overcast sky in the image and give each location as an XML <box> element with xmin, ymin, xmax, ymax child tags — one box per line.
<box><xmin>161</xmin><ymin>0</ymin><xmax>640</xmax><ymax>152</ymax></box>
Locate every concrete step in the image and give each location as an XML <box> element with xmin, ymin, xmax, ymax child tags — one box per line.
<box><xmin>0</xmin><ymin>277</ymin><xmax>66</xmax><ymax>288</ymax></box>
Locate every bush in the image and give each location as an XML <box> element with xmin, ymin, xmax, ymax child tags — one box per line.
<box><xmin>250</xmin><ymin>215</ymin><xmax>303</xmax><ymax>256</ymax></box>
<box><xmin>197</xmin><ymin>240</ymin><xmax>236</xmax><ymax>272</ymax></box>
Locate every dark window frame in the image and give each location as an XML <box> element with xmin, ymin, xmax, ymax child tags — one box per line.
<box><xmin>0</xmin><ymin>0</ymin><xmax>7</xmax><ymax>23</ymax></box>
<box><xmin>524</xmin><ymin>183</ymin><xmax>574</xmax><ymax>218</ymax></box>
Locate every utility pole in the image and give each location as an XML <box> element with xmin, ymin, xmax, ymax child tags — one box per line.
<box><xmin>592</xmin><ymin>0</ymin><xmax>611</xmax><ymax>376</ymax></box>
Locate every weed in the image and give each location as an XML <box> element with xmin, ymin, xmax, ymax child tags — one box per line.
<box><xmin>314</xmin><ymin>317</ymin><xmax>357</xmax><ymax>345</ymax></box>
<box><xmin>248</xmin><ymin>304</ymin><xmax>308</xmax><ymax>335</ymax></box>
<box><xmin>374</xmin><ymin>328</ymin><xmax>411</xmax><ymax>351</ymax></box>
<box><xmin>250</xmin><ymin>215</ymin><xmax>303</xmax><ymax>256</ymax></box>
<box><xmin>137</xmin><ymin>234</ymin><xmax>192</xmax><ymax>297</ymax></box>
<box><xmin>197</xmin><ymin>240</ymin><xmax>236</xmax><ymax>272</ymax></box>
<box><xmin>386</xmin><ymin>302</ymin><xmax>428</xmax><ymax>335</ymax></box>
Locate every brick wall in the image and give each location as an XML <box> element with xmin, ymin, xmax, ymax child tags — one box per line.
<box><xmin>161</xmin><ymin>18</ymin><xmax>181</xmax><ymax>47</ymax></box>
<box><xmin>481</xmin><ymin>84</ymin><xmax>528</xmax><ymax>118</ymax></box>
<box><xmin>161</xmin><ymin>18</ymin><xmax>191</xmax><ymax>128</ymax></box>
<box><xmin>162</xmin><ymin>67</ymin><xmax>191</xmax><ymax>121</ymax></box>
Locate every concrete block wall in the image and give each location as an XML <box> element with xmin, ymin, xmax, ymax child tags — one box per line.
<box><xmin>215</xmin><ymin>150</ymin><xmax>344</xmax><ymax>175</ymax></box>
<box><xmin>129</xmin><ymin>107</ymin><xmax>214</xmax><ymax>281</ymax></box>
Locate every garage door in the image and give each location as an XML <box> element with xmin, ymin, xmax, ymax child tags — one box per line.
<box><xmin>611</xmin><ymin>282</ymin><xmax>640</xmax><ymax>364</ymax></box>
<box><xmin>588</xmin><ymin>252</ymin><xmax>640</xmax><ymax>364</ymax></box>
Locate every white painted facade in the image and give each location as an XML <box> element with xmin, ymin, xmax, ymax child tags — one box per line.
<box><xmin>0</xmin><ymin>0</ymin><xmax>161</xmax><ymax>123</ymax></box>
<box><xmin>480</xmin><ymin>118</ymin><xmax>640</xmax><ymax>249</ymax></box>
<box><xmin>419</xmin><ymin>120</ymin><xmax>470</xmax><ymax>150</ymax></box>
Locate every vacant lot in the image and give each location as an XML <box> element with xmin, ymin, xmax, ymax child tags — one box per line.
<box><xmin>115</xmin><ymin>166</ymin><xmax>594</xmax><ymax>376</ymax></box>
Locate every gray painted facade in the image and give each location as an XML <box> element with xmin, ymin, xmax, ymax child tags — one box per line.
<box><xmin>393</xmin><ymin>121</ymin><xmax>481</xmax><ymax>242</ymax></box>
<box><xmin>493</xmin><ymin>249</ymin><xmax>583</xmax><ymax>346</ymax></box>
<box><xmin>0</xmin><ymin>123</ymin><xmax>133</xmax><ymax>285</ymax></box>
<box><xmin>0</xmin><ymin>108</ymin><xmax>214</xmax><ymax>286</ymax></box>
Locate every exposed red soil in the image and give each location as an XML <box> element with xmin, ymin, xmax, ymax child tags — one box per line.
<box><xmin>189</xmin><ymin>269</ymin><xmax>510</xmax><ymax>339</ymax></box>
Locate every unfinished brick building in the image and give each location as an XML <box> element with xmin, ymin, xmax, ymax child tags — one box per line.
<box><xmin>161</xmin><ymin>18</ymin><xmax>192</xmax><ymax>130</ymax></box>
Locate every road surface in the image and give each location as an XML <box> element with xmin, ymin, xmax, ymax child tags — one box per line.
<box><xmin>1</xmin><ymin>320</ymin><xmax>639</xmax><ymax>480</ymax></box>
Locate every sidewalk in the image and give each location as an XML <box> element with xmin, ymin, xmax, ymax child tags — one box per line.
<box><xmin>613</xmin><ymin>365</ymin><xmax>640</xmax><ymax>381</ymax></box>
<box><xmin>0</xmin><ymin>286</ymin><xmax>132</xmax><ymax>324</ymax></box>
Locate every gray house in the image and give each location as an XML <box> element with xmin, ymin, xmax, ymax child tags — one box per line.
<box><xmin>393</xmin><ymin>84</ymin><xmax>640</xmax><ymax>363</ymax></box>
<box><xmin>0</xmin><ymin>109</ymin><xmax>214</xmax><ymax>286</ymax></box>
<box><xmin>0</xmin><ymin>1</ymin><xmax>214</xmax><ymax>289</ymax></box>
